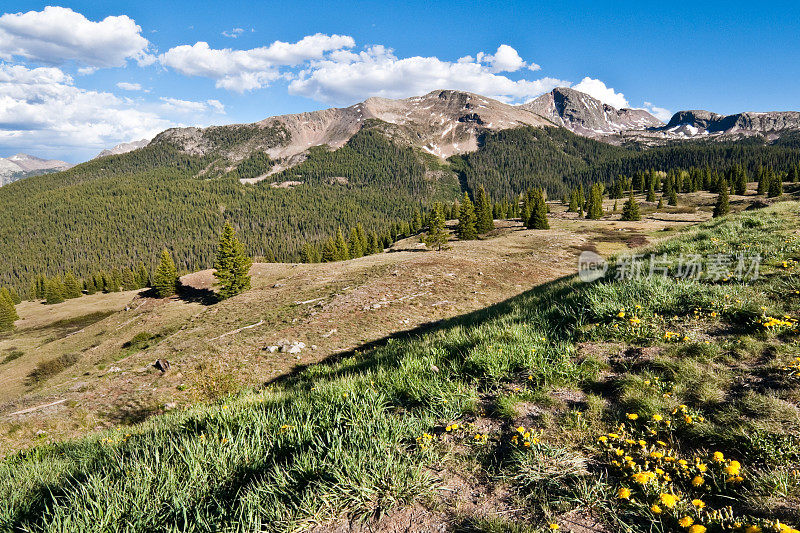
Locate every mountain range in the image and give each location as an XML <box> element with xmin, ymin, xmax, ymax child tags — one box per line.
<box><xmin>0</xmin><ymin>154</ymin><xmax>72</xmax><ymax>186</ymax></box>
<box><xmin>122</xmin><ymin>87</ymin><xmax>800</xmax><ymax>181</ymax></box>
<box><xmin>3</xmin><ymin>87</ymin><xmax>800</xmax><ymax>188</ymax></box>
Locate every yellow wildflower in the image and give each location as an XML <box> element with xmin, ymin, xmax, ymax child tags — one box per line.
<box><xmin>712</xmin><ymin>451</ymin><xmax>724</xmax><ymax>462</ymax></box>
<box><xmin>617</xmin><ymin>487</ymin><xmax>631</xmax><ymax>499</ymax></box>
<box><xmin>724</xmin><ymin>460</ymin><xmax>741</xmax><ymax>476</ymax></box>
<box><xmin>679</xmin><ymin>516</ymin><xmax>694</xmax><ymax>528</ymax></box>
<box><xmin>651</xmin><ymin>504</ymin><xmax>662</xmax><ymax>514</ymax></box>
<box><xmin>691</xmin><ymin>475</ymin><xmax>704</xmax><ymax>487</ymax></box>
<box><xmin>659</xmin><ymin>493</ymin><xmax>678</xmax><ymax>508</ymax></box>
<box><xmin>692</xmin><ymin>499</ymin><xmax>705</xmax><ymax>509</ymax></box>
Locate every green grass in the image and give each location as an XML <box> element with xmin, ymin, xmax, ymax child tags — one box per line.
<box><xmin>1</xmin><ymin>203</ymin><xmax>799</xmax><ymax>531</ymax></box>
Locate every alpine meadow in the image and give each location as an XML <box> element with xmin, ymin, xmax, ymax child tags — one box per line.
<box><xmin>1</xmin><ymin>2</ymin><xmax>800</xmax><ymax>532</ymax></box>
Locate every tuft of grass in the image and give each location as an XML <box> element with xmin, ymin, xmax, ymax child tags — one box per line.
<box><xmin>1</xmin><ymin>350</ymin><xmax>23</xmax><ymax>365</ymax></box>
<box><xmin>25</xmin><ymin>353</ymin><xmax>79</xmax><ymax>386</ymax></box>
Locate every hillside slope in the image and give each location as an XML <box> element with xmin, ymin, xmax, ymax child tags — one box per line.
<box><xmin>1</xmin><ymin>201</ymin><xmax>797</xmax><ymax>532</ymax></box>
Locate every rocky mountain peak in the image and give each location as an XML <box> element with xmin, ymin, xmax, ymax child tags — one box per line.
<box><xmin>521</xmin><ymin>87</ymin><xmax>663</xmax><ymax>138</ymax></box>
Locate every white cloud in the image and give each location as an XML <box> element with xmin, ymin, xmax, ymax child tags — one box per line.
<box><xmin>160</xmin><ymin>96</ymin><xmax>226</xmax><ymax>114</ymax></box>
<box><xmin>572</xmin><ymin>77</ymin><xmax>630</xmax><ymax>109</ymax></box>
<box><xmin>476</xmin><ymin>44</ymin><xmax>528</xmax><ymax>73</ymax></box>
<box><xmin>160</xmin><ymin>33</ymin><xmax>355</xmax><ymax>92</ymax></box>
<box><xmin>642</xmin><ymin>101</ymin><xmax>673</xmax><ymax>122</ymax></box>
<box><xmin>289</xmin><ymin>46</ymin><xmax>566</xmax><ymax>105</ymax></box>
<box><xmin>117</xmin><ymin>81</ymin><xmax>143</xmax><ymax>91</ymax></box>
<box><xmin>222</xmin><ymin>28</ymin><xmax>245</xmax><ymax>38</ymax></box>
<box><xmin>0</xmin><ymin>63</ymin><xmax>169</xmax><ymax>159</ymax></box>
<box><xmin>0</xmin><ymin>6</ymin><xmax>152</xmax><ymax>68</ymax></box>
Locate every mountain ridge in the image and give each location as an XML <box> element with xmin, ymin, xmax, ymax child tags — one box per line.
<box><xmin>0</xmin><ymin>154</ymin><xmax>72</xmax><ymax>186</ymax></box>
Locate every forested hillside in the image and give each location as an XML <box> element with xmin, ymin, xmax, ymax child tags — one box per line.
<box><xmin>451</xmin><ymin>127</ymin><xmax>800</xmax><ymax>200</ymax></box>
<box><xmin>3</xmin><ymin>123</ymin><xmax>800</xmax><ymax>296</ymax></box>
<box><xmin>0</xmin><ymin>131</ymin><xmax>458</xmax><ymax>293</ymax></box>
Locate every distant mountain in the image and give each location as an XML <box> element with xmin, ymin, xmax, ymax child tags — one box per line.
<box><xmin>661</xmin><ymin>110</ymin><xmax>800</xmax><ymax>139</ymax></box>
<box><xmin>0</xmin><ymin>154</ymin><xmax>72</xmax><ymax>186</ymax></box>
<box><xmin>95</xmin><ymin>139</ymin><xmax>151</xmax><ymax>159</ymax></box>
<box><xmin>521</xmin><ymin>87</ymin><xmax>664</xmax><ymax>137</ymax></box>
<box><xmin>154</xmin><ymin>90</ymin><xmax>552</xmax><ymax>182</ymax></box>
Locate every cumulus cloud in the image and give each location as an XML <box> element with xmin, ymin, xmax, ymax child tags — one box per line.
<box><xmin>160</xmin><ymin>96</ymin><xmax>226</xmax><ymax>114</ymax></box>
<box><xmin>573</xmin><ymin>77</ymin><xmax>630</xmax><ymax>109</ymax></box>
<box><xmin>117</xmin><ymin>81</ymin><xmax>143</xmax><ymax>91</ymax></box>
<box><xmin>160</xmin><ymin>33</ymin><xmax>355</xmax><ymax>92</ymax></box>
<box><xmin>476</xmin><ymin>44</ymin><xmax>530</xmax><ymax>73</ymax></box>
<box><xmin>0</xmin><ymin>6</ymin><xmax>153</xmax><ymax>68</ymax></box>
<box><xmin>0</xmin><ymin>63</ymin><xmax>169</xmax><ymax>159</ymax></box>
<box><xmin>642</xmin><ymin>101</ymin><xmax>673</xmax><ymax>122</ymax></box>
<box><xmin>289</xmin><ymin>45</ymin><xmax>566</xmax><ymax>105</ymax></box>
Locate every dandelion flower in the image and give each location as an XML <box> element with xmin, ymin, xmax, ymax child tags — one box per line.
<box><xmin>692</xmin><ymin>499</ymin><xmax>705</xmax><ymax>509</ymax></box>
<box><xmin>712</xmin><ymin>451</ymin><xmax>724</xmax><ymax>462</ymax></box>
<box><xmin>659</xmin><ymin>493</ymin><xmax>678</xmax><ymax>508</ymax></box>
<box><xmin>651</xmin><ymin>504</ymin><xmax>662</xmax><ymax>514</ymax></box>
<box><xmin>549</xmin><ymin>524</ymin><xmax>559</xmax><ymax>531</ymax></box>
<box><xmin>679</xmin><ymin>516</ymin><xmax>694</xmax><ymax>528</ymax></box>
<box><xmin>627</xmin><ymin>413</ymin><xmax>639</xmax><ymax>420</ymax></box>
<box><xmin>653</xmin><ymin>414</ymin><xmax>663</xmax><ymax>422</ymax></box>
<box><xmin>617</xmin><ymin>487</ymin><xmax>632</xmax><ymax>499</ymax></box>
<box><xmin>692</xmin><ymin>475</ymin><xmax>704</xmax><ymax>487</ymax></box>
<box><xmin>724</xmin><ymin>460</ymin><xmax>741</xmax><ymax>476</ymax></box>
<box><xmin>688</xmin><ymin>526</ymin><xmax>707</xmax><ymax>533</ymax></box>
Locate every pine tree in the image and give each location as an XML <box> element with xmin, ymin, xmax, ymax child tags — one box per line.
<box><xmin>64</xmin><ymin>273</ymin><xmax>82</xmax><ymax>299</ymax></box>
<box><xmin>527</xmin><ymin>189</ymin><xmax>549</xmax><ymax>229</ymax></box>
<box><xmin>646</xmin><ymin>179</ymin><xmax>656</xmax><ymax>202</ymax></box>
<box><xmin>213</xmin><ymin>223</ymin><xmax>253</xmax><ymax>300</ymax></box>
<box><xmin>334</xmin><ymin>228</ymin><xmax>350</xmax><ymax>261</ymax></box>
<box><xmin>568</xmin><ymin>188</ymin><xmax>579</xmax><ymax>212</ymax></box>
<box><xmin>457</xmin><ymin>192</ymin><xmax>478</xmax><ymax>240</ymax></box>
<box><xmin>0</xmin><ymin>287</ymin><xmax>18</xmax><ymax>331</ymax></box>
<box><xmin>767</xmin><ymin>173</ymin><xmax>783</xmax><ymax>197</ymax></box>
<box><xmin>121</xmin><ymin>268</ymin><xmax>138</xmax><ymax>291</ymax></box>
<box><xmin>137</xmin><ymin>263</ymin><xmax>150</xmax><ymax>288</ymax></box>
<box><xmin>474</xmin><ymin>185</ymin><xmax>494</xmax><ymax>234</ymax></box>
<box><xmin>621</xmin><ymin>191</ymin><xmax>641</xmax><ymax>221</ymax></box>
<box><xmin>153</xmin><ymin>249</ymin><xmax>179</xmax><ymax>298</ymax></box>
<box><xmin>757</xmin><ymin>169</ymin><xmax>769</xmax><ymax>195</ymax></box>
<box><xmin>657</xmin><ymin>198</ymin><xmax>664</xmax><ymax>209</ymax></box>
<box><xmin>321</xmin><ymin>237</ymin><xmax>338</xmax><ymax>262</ymax></box>
<box><xmin>45</xmin><ymin>277</ymin><xmax>66</xmax><ymax>305</ymax></box>
<box><xmin>585</xmin><ymin>184</ymin><xmax>604</xmax><ymax>220</ymax></box>
<box><xmin>5</xmin><ymin>287</ymin><xmax>20</xmax><ymax>305</ymax></box>
<box><xmin>368</xmin><ymin>231</ymin><xmax>381</xmax><ymax>255</ymax></box>
<box><xmin>713</xmin><ymin>179</ymin><xmax>730</xmax><ymax>218</ymax></box>
<box><xmin>348</xmin><ymin>227</ymin><xmax>364</xmax><ymax>258</ymax></box>
<box><xmin>668</xmin><ymin>187</ymin><xmax>678</xmax><ymax>206</ymax></box>
<box><xmin>423</xmin><ymin>202</ymin><xmax>448</xmax><ymax>250</ymax></box>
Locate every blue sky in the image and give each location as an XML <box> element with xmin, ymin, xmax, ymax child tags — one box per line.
<box><xmin>1</xmin><ymin>0</ymin><xmax>799</xmax><ymax>162</ymax></box>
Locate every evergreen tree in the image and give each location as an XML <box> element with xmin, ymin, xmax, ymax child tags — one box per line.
<box><xmin>474</xmin><ymin>185</ymin><xmax>494</xmax><ymax>234</ymax></box>
<box><xmin>767</xmin><ymin>173</ymin><xmax>783</xmax><ymax>198</ymax></box>
<box><xmin>713</xmin><ymin>179</ymin><xmax>730</xmax><ymax>218</ymax></box>
<box><xmin>213</xmin><ymin>223</ymin><xmax>253</xmax><ymax>300</ymax></box>
<box><xmin>0</xmin><ymin>287</ymin><xmax>18</xmax><ymax>331</ymax></box>
<box><xmin>137</xmin><ymin>263</ymin><xmax>150</xmax><ymax>288</ymax></box>
<box><xmin>457</xmin><ymin>192</ymin><xmax>478</xmax><ymax>240</ymax></box>
<box><xmin>321</xmin><ymin>237</ymin><xmax>338</xmax><ymax>262</ymax></box>
<box><xmin>423</xmin><ymin>202</ymin><xmax>448</xmax><ymax>250</ymax></box>
<box><xmin>334</xmin><ymin>228</ymin><xmax>350</xmax><ymax>261</ymax></box>
<box><xmin>788</xmin><ymin>165</ymin><xmax>799</xmax><ymax>183</ymax></box>
<box><xmin>667</xmin><ymin>187</ymin><xmax>678</xmax><ymax>206</ymax></box>
<box><xmin>4</xmin><ymin>287</ymin><xmax>20</xmax><ymax>305</ymax></box>
<box><xmin>526</xmin><ymin>189</ymin><xmax>549</xmax><ymax>229</ymax></box>
<box><xmin>368</xmin><ymin>231</ymin><xmax>381</xmax><ymax>255</ymax></box>
<box><xmin>83</xmin><ymin>278</ymin><xmax>97</xmax><ymax>295</ymax></box>
<box><xmin>121</xmin><ymin>268</ymin><xmax>138</xmax><ymax>291</ymax></box>
<box><xmin>348</xmin><ymin>227</ymin><xmax>364</xmax><ymax>258</ymax></box>
<box><xmin>657</xmin><ymin>197</ymin><xmax>664</xmax><ymax>209</ymax></box>
<box><xmin>757</xmin><ymin>169</ymin><xmax>769</xmax><ymax>195</ymax></box>
<box><xmin>646</xmin><ymin>179</ymin><xmax>656</xmax><ymax>202</ymax></box>
<box><xmin>585</xmin><ymin>184</ymin><xmax>603</xmax><ymax>220</ymax></box>
<box><xmin>64</xmin><ymin>273</ymin><xmax>82</xmax><ymax>299</ymax></box>
<box><xmin>568</xmin><ymin>188</ymin><xmax>579</xmax><ymax>212</ymax></box>
<box><xmin>153</xmin><ymin>249</ymin><xmax>179</xmax><ymax>298</ymax></box>
<box><xmin>45</xmin><ymin>277</ymin><xmax>66</xmax><ymax>305</ymax></box>
<box><xmin>621</xmin><ymin>191</ymin><xmax>641</xmax><ymax>221</ymax></box>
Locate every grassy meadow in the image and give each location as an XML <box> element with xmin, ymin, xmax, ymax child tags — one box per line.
<box><xmin>1</xmin><ymin>202</ymin><xmax>799</xmax><ymax>532</ymax></box>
